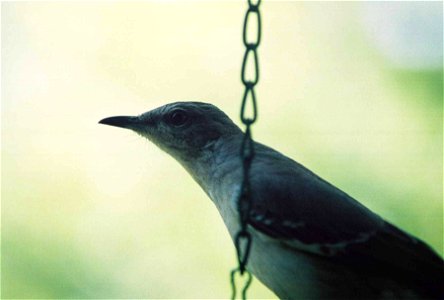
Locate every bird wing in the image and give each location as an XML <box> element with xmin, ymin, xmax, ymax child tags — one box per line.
<box><xmin>247</xmin><ymin>144</ymin><xmax>384</xmax><ymax>249</ymax></box>
<box><xmin>246</xmin><ymin>144</ymin><xmax>444</xmax><ymax>298</ymax></box>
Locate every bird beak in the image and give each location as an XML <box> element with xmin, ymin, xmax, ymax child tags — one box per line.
<box><xmin>99</xmin><ymin>116</ymin><xmax>141</xmax><ymax>129</ymax></box>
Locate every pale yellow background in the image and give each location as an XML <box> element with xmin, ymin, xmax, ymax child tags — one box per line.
<box><xmin>2</xmin><ymin>1</ymin><xmax>442</xmax><ymax>299</ymax></box>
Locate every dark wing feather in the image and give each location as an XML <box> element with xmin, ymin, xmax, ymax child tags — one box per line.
<box><xmin>336</xmin><ymin>222</ymin><xmax>444</xmax><ymax>299</ymax></box>
<box><xmin>248</xmin><ymin>142</ymin><xmax>384</xmax><ymax>245</ymax></box>
<box><xmin>247</xmin><ymin>143</ymin><xmax>444</xmax><ymax>299</ymax></box>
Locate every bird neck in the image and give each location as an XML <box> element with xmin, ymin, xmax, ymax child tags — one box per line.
<box><xmin>177</xmin><ymin>133</ymin><xmax>245</xmax><ymax>201</ymax></box>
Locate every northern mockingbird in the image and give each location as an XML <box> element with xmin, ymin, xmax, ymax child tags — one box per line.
<box><xmin>99</xmin><ymin>101</ymin><xmax>443</xmax><ymax>299</ymax></box>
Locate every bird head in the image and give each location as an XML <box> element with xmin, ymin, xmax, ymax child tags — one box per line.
<box><xmin>99</xmin><ymin>101</ymin><xmax>242</xmax><ymax>161</ymax></box>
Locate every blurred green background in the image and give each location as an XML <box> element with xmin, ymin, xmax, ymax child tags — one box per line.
<box><xmin>2</xmin><ymin>1</ymin><xmax>442</xmax><ymax>299</ymax></box>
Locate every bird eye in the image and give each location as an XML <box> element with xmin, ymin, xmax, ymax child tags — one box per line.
<box><xmin>168</xmin><ymin>110</ymin><xmax>188</xmax><ymax>126</ymax></box>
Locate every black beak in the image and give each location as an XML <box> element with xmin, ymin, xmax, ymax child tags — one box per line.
<box><xmin>99</xmin><ymin>116</ymin><xmax>141</xmax><ymax>129</ymax></box>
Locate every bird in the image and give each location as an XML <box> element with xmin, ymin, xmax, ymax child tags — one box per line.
<box><xmin>99</xmin><ymin>101</ymin><xmax>444</xmax><ymax>299</ymax></box>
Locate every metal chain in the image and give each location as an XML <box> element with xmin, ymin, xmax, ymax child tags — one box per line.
<box><xmin>231</xmin><ymin>0</ymin><xmax>261</xmax><ymax>299</ymax></box>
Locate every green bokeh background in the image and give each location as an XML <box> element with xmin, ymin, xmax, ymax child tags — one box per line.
<box><xmin>2</xmin><ymin>1</ymin><xmax>442</xmax><ymax>299</ymax></box>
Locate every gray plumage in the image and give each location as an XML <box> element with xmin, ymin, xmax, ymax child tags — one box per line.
<box><xmin>100</xmin><ymin>101</ymin><xmax>444</xmax><ymax>299</ymax></box>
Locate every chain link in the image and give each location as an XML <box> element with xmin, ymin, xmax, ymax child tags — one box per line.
<box><xmin>231</xmin><ymin>0</ymin><xmax>261</xmax><ymax>299</ymax></box>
